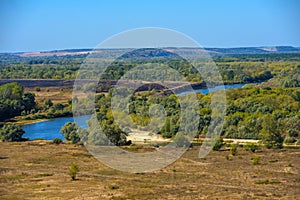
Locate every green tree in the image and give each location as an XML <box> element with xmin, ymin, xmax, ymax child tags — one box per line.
<box><xmin>60</xmin><ymin>122</ymin><xmax>81</xmax><ymax>144</ymax></box>
<box><xmin>22</xmin><ymin>93</ymin><xmax>36</xmax><ymax>111</ymax></box>
<box><xmin>0</xmin><ymin>125</ymin><xmax>25</xmax><ymax>142</ymax></box>
<box><xmin>212</xmin><ymin>136</ymin><xmax>224</xmax><ymax>151</ymax></box>
<box><xmin>259</xmin><ymin>115</ymin><xmax>283</xmax><ymax>149</ymax></box>
<box><xmin>0</xmin><ymin>83</ymin><xmax>36</xmax><ymax>121</ymax></box>
<box><xmin>69</xmin><ymin>163</ymin><xmax>79</xmax><ymax>181</ymax></box>
<box><xmin>44</xmin><ymin>98</ymin><xmax>53</xmax><ymax>108</ymax></box>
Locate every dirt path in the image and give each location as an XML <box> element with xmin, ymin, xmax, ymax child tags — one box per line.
<box><xmin>223</xmin><ymin>138</ymin><xmax>259</xmax><ymax>143</ymax></box>
<box><xmin>127</xmin><ymin>129</ymin><xmax>171</xmax><ymax>143</ymax></box>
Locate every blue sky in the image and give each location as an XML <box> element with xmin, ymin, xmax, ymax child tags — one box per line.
<box><xmin>1</xmin><ymin>0</ymin><xmax>299</xmax><ymax>52</ymax></box>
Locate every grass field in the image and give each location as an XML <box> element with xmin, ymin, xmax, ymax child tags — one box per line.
<box><xmin>0</xmin><ymin>141</ymin><xmax>299</xmax><ymax>199</ymax></box>
<box><xmin>25</xmin><ymin>87</ymin><xmax>73</xmax><ymax>104</ymax></box>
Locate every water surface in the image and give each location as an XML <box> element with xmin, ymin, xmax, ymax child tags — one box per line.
<box><xmin>23</xmin><ymin>115</ymin><xmax>90</xmax><ymax>140</ymax></box>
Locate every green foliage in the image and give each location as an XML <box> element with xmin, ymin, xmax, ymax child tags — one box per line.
<box><xmin>224</xmin><ymin>87</ymin><xmax>300</xmax><ymax>141</ymax></box>
<box><xmin>52</xmin><ymin>138</ymin><xmax>63</xmax><ymax>144</ymax></box>
<box><xmin>43</xmin><ymin>98</ymin><xmax>53</xmax><ymax>108</ymax></box>
<box><xmin>284</xmin><ymin>137</ymin><xmax>296</xmax><ymax>144</ymax></box>
<box><xmin>280</xmin><ymin>75</ymin><xmax>300</xmax><ymax>88</ymax></box>
<box><xmin>282</xmin><ymin>116</ymin><xmax>300</xmax><ymax>138</ymax></box>
<box><xmin>1</xmin><ymin>53</ymin><xmax>300</xmax><ymax>146</ymax></box>
<box><xmin>230</xmin><ymin>143</ymin><xmax>238</xmax><ymax>156</ymax></box>
<box><xmin>87</xmin><ymin>112</ymin><xmax>128</xmax><ymax>146</ymax></box>
<box><xmin>259</xmin><ymin>115</ymin><xmax>283</xmax><ymax>149</ymax></box>
<box><xmin>244</xmin><ymin>143</ymin><xmax>258</xmax><ymax>153</ymax></box>
<box><xmin>0</xmin><ymin>125</ymin><xmax>25</xmax><ymax>142</ymax></box>
<box><xmin>69</xmin><ymin>163</ymin><xmax>79</xmax><ymax>181</ymax></box>
<box><xmin>34</xmin><ymin>86</ymin><xmax>41</xmax><ymax>92</ymax></box>
<box><xmin>60</xmin><ymin>122</ymin><xmax>83</xmax><ymax>144</ymax></box>
<box><xmin>0</xmin><ymin>52</ymin><xmax>299</xmax><ymax>82</ymax></box>
<box><xmin>251</xmin><ymin>155</ymin><xmax>260</xmax><ymax>165</ymax></box>
<box><xmin>0</xmin><ymin>82</ymin><xmax>36</xmax><ymax>121</ymax></box>
<box><xmin>212</xmin><ymin>137</ymin><xmax>224</xmax><ymax>151</ymax></box>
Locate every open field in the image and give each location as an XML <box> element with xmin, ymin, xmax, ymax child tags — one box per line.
<box><xmin>0</xmin><ymin>141</ymin><xmax>299</xmax><ymax>199</ymax></box>
<box><xmin>25</xmin><ymin>87</ymin><xmax>74</xmax><ymax>104</ymax></box>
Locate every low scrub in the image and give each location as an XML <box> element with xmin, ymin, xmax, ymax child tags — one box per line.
<box><xmin>52</xmin><ymin>138</ymin><xmax>63</xmax><ymax>144</ymax></box>
<box><xmin>244</xmin><ymin>143</ymin><xmax>258</xmax><ymax>153</ymax></box>
<box><xmin>251</xmin><ymin>155</ymin><xmax>260</xmax><ymax>165</ymax></box>
<box><xmin>230</xmin><ymin>143</ymin><xmax>238</xmax><ymax>156</ymax></box>
<box><xmin>284</xmin><ymin>137</ymin><xmax>296</xmax><ymax>144</ymax></box>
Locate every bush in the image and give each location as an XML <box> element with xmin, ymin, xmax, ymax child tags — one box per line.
<box><xmin>251</xmin><ymin>155</ymin><xmax>260</xmax><ymax>165</ymax></box>
<box><xmin>60</xmin><ymin>122</ymin><xmax>81</xmax><ymax>144</ymax></box>
<box><xmin>162</xmin><ymin>132</ymin><xmax>173</xmax><ymax>138</ymax></box>
<box><xmin>35</xmin><ymin>86</ymin><xmax>41</xmax><ymax>92</ymax></box>
<box><xmin>287</xmin><ymin>129</ymin><xmax>298</xmax><ymax>138</ymax></box>
<box><xmin>52</xmin><ymin>138</ymin><xmax>63</xmax><ymax>144</ymax></box>
<box><xmin>0</xmin><ymin>125</ymin><xmax>25</xmax><ymax>142</ymax></box>
<box><xmin>230</xmin><ymin>143</ymin><xmax>238</xmax><ymax>156</ymax></box>
<box><xmin>245</xmin><ymin>143</ymin><xmax>258</xmax><ymax>153</ymax></box>
<box><xmin>212</xmin><ymin>137</ymin><xmax>224</xmax><ymax>151</ymax></box>
<box><xmin>69</xmin><ymin>163</ymin><xmax>79</xmax><ymax>181</ymax></box>
<box><xmin>284</xmin><ymin>137</ymin><xmax>296</xmax><ymax>144</ymax></box>
<box><xmin>44</xmin><ymin>98</ymin><xmax>53</xmax><ymax>107</ymax></box>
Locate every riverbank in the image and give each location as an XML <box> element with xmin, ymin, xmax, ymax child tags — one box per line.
<box><xmin>4</xmin><ymin>118</ymin><xmax>49</xmax><ymax>125</ymax></box>
<box><xmin>3</xmin><ymin>113</ymin><xmax>73</xmax><ymax>126</ymax></box>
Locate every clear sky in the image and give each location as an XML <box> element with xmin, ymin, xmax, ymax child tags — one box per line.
<box><xmin>1</xmin><ymin>0</ymin><xmax>299</xmax><ymax>52</ymax></box>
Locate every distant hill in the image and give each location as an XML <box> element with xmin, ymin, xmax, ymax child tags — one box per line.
<box><xmin>206</xmin><ymin>46</ymin><xmax>300</xmax><ymax>54</ymax></box>
<box><xmin>2</xmin><ymin>46</ymin><xmax>300</xmax><ymax>58</ymax></box>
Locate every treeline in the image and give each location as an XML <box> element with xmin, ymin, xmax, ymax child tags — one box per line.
<box><xmin>85</xmin><ymin>86</ymin><xmax>300</xmax><ymax>147</ymax></box>
<box><xmin>0</xmin><ymin>82</ymin><xmax>74</xmax><ymax>122</ymax></box>
<box><xmin>213</xmin><ymin>53</ymin><xmax>300</xmax><ymax>62</ymax></box>
<box><xmin>1</xmin><ymin>52</ymin><xmax>299</xmax><ymax>87</ymax></box>
<box><xmin>223</xmin><ymin>87</ymin><xmax>300</xmax><ymax>142</ymax></box>
<box><xmin>1</xmin><ymin>83</ymin><xmax>299</xmax><ymax>147</ymax></box>
<box><xmin>0</xmin><ymin>82</ymin><xmax>36</xmax><ymax>121</ymax></box>
<box><xmin>0</xmin><ymin>65</ymin><xmax>79</xmax><ymax>79</ymax></box>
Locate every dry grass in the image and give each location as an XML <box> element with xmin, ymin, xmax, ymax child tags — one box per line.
<box><xmin>26</xmin><ymin>87</ymin><xmax>73</xmax><ymax>104</ymax></box>
<box><xmin>26</xmin><ymin>87</ymin><xmax>94</xmax><ymax>104</ymax></box>
<box><xmin>0</xmin><ymin>141</ymin><xmax>299</xmax><ymax>199</ymax></box>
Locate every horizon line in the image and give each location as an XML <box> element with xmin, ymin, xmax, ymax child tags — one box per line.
<box><xmin>1</xmin><ymin>45</ymin><xmax>300</xmax><ymax>54</ymax></box>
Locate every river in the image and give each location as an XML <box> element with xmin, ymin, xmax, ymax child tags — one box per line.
<box><xmin>178</xmin><ymin>83</ymin><xmax>246</xmax><ymax>95</ymax></box>
<box><xmin>23</xmin><ymin>115</ymin><xmax>91</xmax><ymax>140</ymax></box>
<box><xmin>23</xmin><ymin>83</ymin><xmax>248</xmax><ymax>140</ymax></box>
